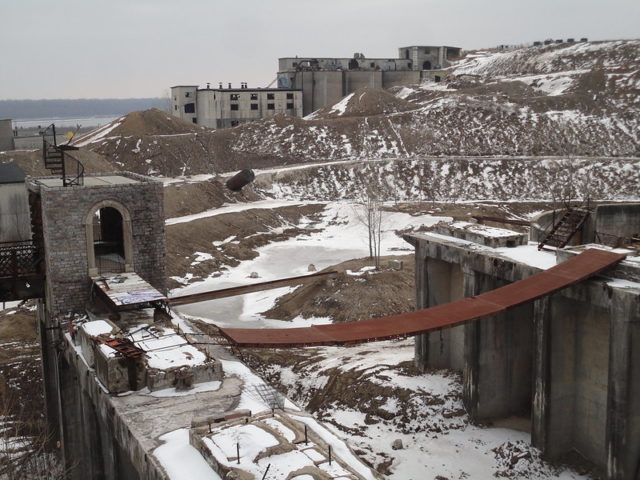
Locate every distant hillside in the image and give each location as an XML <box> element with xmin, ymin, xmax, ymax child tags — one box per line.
<box><xmin>72</xmin><ymin>40</ymin><xmax>639</xmax><ymax>178</ymax></box>
<box><xmin>0</xmin><ymin>98</ymin><xmax>169</xmax><ymax>120</ymax></box>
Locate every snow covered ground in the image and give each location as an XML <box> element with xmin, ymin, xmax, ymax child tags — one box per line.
<box><xmin>260</xmin><ymin>339</ymin><xmax>589</xmax><ymax>480</ymax></box>
<box><xmin>173</xmin><ymin>201</ymin><xmax>450</xmax><ymax>329</ymax></box>
<box><xmin>167</xmin><ymin>199</ymin><xmax>594</xmax><ymax>479</ymax></box>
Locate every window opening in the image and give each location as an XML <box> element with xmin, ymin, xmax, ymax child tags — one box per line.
<box><xmin>286</xmin><ymin>93</ymin><xmax>294</xmax><ymax>100</ymax></box>
<box><xmin>251</xmin><ymin>103</ymin><xmax>258</xmax><ymax>110</ymax></box>
<box><xmin>423</xmin><ymin>60</ymin><xmax>432</xmax><ymax>70</ymax></box>
<box><xmin>184</xmin><ymin>103</ymin><xmax>195</xmax><ymax>114</ymax></box>
<box><xmin>231</xmin><ymin>104</ymin><xmax>239</xmax><ymax>111</ymax></box>
<box><xmin>230</xmin><ymin>93</ymin><xmax>240</xmax><ymax>100</ymax></box>
<box><xmin>286</xmin><ymin>103</ymin><xmax>294</xmax><ymax>109</ymax></box>
<box><xmin>267</xmin><ymin>103</ymin><xmax>275</xmax><ymax>110</ymax></box>
<box><xmin>93</xmin><ymin>207</ymin><xmax>125</xmax><ymax>274</ymax></box>
<box><xmin>267</xmin><ymin>93</ymin><xmax>275</xmax><ymax>100</ymax></box>
<box><xmin>251</xmin><ymin>93</ymin><xmax>258</xmax><ymax>100</ymax></box>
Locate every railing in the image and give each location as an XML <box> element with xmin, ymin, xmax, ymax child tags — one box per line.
<box><xmin>0</xmin><ymin>241</ymin><xmax>39</xmax><ymax>277</ymax></box>
<box><xmin>41</xmin><ymin>123</ymin><xmax>84</xmax><ymax>187</ymax></box>
<box><xmin>61</xmin><ymin>146</ymin><xmax>85</xmax><ymax>187</ymax></box>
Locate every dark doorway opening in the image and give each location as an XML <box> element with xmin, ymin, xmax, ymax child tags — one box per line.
<box><xmin>93</xmin><ymin>207</ymin><xmax>125</xmax><ymax>273</ymax></box>
<box><xmin>423</xmin><ymin>61</ymin><xmax>432</xmax><ymax>70</ymax></box>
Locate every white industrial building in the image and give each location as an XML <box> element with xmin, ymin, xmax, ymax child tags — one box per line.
<box><xmin>278</xmin><ymin>45</ymin><xmax>461</xmax><ymax>115</ymax></box>
<box><xmin>170</xmin><ymin>84</ymin><xmax>303</xmax><ymax>129</ymax></box>
<box><xmin>171</xmin><ymin>44</ymin><xmax>461</xmax><ymax>125</ymax></box>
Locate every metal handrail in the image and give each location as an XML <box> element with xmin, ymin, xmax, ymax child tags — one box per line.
<box><xmin>41</xmin><ymin>124</ymin><xmax>84</xmax><ymax>186</ymax></box>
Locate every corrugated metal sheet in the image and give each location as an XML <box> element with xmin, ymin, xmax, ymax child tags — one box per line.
<box><xmin>219</xmin><ymin>249</ymin><xmax>625</xmax><ymax>348</ymax></box>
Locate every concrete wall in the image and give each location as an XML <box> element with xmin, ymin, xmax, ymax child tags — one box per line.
<box><xmin>0</xmin><ymin>119</ymin><xmax>15</xmax><ymax>151</ymax></box>
<box><xmin>382</xmin><ymin>70</ymin><xmax>422</xmax><ymax>88</ymax></box>
<box><xmin>344</xmin><ymin>70</ymin><xmax>383</xmax><ymax>93</ymax></box>
<box><xmin>547</xmin><ymin>297</ymin><xmax>610</xmax><ymax>464</ymax></box>
<box><xmin>279</xmin><ymin>57</ymin><xmax>413</xmax><ymax>72</ymax></box>
<box><xmin>41</xmin><ymin>323</ymin><xmax>170</xmax><ymax>480</ymax></box>
<box><xmin>586</xmin><ymin>204</ymin><xmax>640</xmax><ymax>244</ymax></box>
<box><xmin>407</xmin><ymin>233</ymin><xmax>640</xmax><ymax>479</ymax></box>
<box><xmin>0</xmin><ymin>183</ymin><xmax>31</xmax><ymax>242</ymax></box>
<box><xmin>170</xmin><ymin>86</ymin><xmax>198</xmax><ymax>125</ymax></box>
<box><xmin>414</xmin><ymin>255</ymin><xmax>465</xmax><ymax>371</ymax></box>
<box><xmin>29</xmin><ymin>173</ymin><xmax>165</xmax><ymax>317</ymax></box>
<box><xmin>532</xmin><ymin>203</ymin><xmax>640</xmax><ymax>247</ymax></box>
<box><xmin>467</xmin><ymin>272</ymin><xmax>533</xmax><ymax>421</ymax></box>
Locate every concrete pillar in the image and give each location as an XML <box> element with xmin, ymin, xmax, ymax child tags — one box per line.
<box><xmin>37</xmin><ymin>301</ymin><xmax>63</xmax><ymax>452</ymax></box>
<box><xmin>414</xmin><ymin>248</ymin><xmax>465</xmax><ymax>371</ymax></box>
<box><xmin>462</xmin><ymin>266</ymin><xmax>479</xmax><ymax>419</ymax></box>
<box><xmin>606</xmin><ymin>298</ymin><xmax>640</xmax><ymax>480</ymax></box>
<box><xmin>532</xmin><ymin>296</ymin><xmax>551</xmax><ymax>452</ymax></box>
<box><xmin>414</xmin><ymin>244</ymin><xmax>429</xmax><ymax>370</ymax></box>
<box><xmin>463</xmin><ymin>270</ymin><xmax>533</xmax><ymax>422</ymax></box>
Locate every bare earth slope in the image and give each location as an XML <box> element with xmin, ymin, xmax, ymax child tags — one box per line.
<box><xmin>71</xmin><ymin>40</ymin><xmax>638</xmax><ymax>178</ymax></box>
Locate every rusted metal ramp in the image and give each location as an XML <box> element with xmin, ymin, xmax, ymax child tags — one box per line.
<box><xmin>219</xmin><ymin>249</ymin><xmax>625</xmax><ymax>348</ymax></box>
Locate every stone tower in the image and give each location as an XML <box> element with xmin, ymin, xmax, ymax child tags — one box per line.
<box><xmin>27</xmin><ymin>172</ymin><xmax>166</xmax><ymax>318</ymax></box>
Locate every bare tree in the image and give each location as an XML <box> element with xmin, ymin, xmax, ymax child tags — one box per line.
<box><xmin>354</xmin><ymin>185</ymin><xmax>384</xmax><ymax>269</ymax></box>
<box><xmin>0</xmin><ymin>392</ymin><xmax>65</xmax><ymax>480</ymax></box>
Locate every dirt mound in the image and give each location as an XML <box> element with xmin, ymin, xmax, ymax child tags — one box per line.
<box><xmin>72</xmin><ymin>109</ymin><xmax>200</xmax><ymax>146</ymax></box>
<box><xmin>0</xmin><ymin>148</ymin><xmax>116</xmax><ymax>177</ymax></box>
<box><xmin>112</xmin><ymin>108</ymin><xmax>202</xmax><ymax>136</ymax></box>
<box><xmin>308</xmin><ymin>87</ymin><xmax>415</xmax><ymax>119</ymax></box>
<box><xmin>263</xmin><ymin>255</ymin><xmax>415</xmax><ymax>323</ymax></box>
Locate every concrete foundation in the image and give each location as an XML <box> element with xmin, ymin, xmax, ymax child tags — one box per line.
<box><xmin>39</xmin><ymin>306</ymin><xmax>243</xmax><ymax>480</ymax></box>
<box><xmin>406</xmin><ymin>232</ymin><xmax>640</xmax><ymax>479</ymax></box>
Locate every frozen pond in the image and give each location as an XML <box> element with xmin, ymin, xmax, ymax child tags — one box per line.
<box><xmin>175</xmin><ymin>242</ymin><xmax>367</xmax><ymax>329</ymax></box>
<box><xmin>173</xmin><ymin>202</ymin><xmax>449</xmax><ymax>329</ymax></box>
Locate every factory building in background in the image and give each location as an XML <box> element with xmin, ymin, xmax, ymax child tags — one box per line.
<box><xmin>171</xmin><ymin>45</ymin><xmax>461</xmax><ymax>126</ymax></box>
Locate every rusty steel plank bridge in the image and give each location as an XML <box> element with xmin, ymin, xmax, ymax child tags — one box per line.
<box><xmin>212</xmin><ymin>249</ymin><xmax>625</xmax><ymax>348</ymax></box>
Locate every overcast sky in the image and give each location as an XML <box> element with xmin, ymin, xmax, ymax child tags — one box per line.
<box><xmin>1</xmin><ymin>0</ymin><xmax>638</xmax><ymax>100</ymax></box>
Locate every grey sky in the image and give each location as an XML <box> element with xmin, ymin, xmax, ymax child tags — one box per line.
<box><xmin>1</xmin><ymin>0</ymin><xmax>638</xmax><ymax>100</ymax></box>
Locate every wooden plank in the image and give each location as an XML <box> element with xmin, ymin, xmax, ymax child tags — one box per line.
<box><xmin>168</xmin><ymin>270</ymin><xmax>339</xmax><ymax>306</ymax></box>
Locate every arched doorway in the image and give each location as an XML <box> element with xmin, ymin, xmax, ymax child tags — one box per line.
<box><xmin>86</xmin><ymin>201</ymin><xmax>133</xmax><ymax>276</ymax></box>
<box><xmin>423</xmin><ymin>60</ymin><xmax>432</xmax><ymax>70</ymax></box>
<box><xmin>93</xmin><ymin>207</ymin><xmax>124</xmax><ymax>273</ymax></box>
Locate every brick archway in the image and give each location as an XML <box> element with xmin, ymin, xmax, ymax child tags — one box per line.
<box><xmin>85</xmin><ymin>200</ymin><xmax>133</xmax><ymax>276</ymax></box>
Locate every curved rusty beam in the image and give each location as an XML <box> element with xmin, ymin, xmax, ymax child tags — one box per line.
<box><xmin>219</xmin><ymin>249</ymin><xmax>625</xmax><ymax>348</ymax></box>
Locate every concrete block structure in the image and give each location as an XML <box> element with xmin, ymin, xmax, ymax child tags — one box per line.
<box><xmin>278</xmin><ymin>45</ymin><xmax>461</xmax><ymax>115</ymax></box>
<box><xmin>27</xmin><ymin>172</ymin><xmax>166</xmax><ymax>318</ymax></box>
<box><xmin>171</xmin><ymin>84</ymin><xmax>303</xmax><ymax>129</ymax></box>
<box><xmin>172</xmin><ymin>44</ymin><xmax>462</xmax><ymax>122</ymax></box>
<box><xmin>406</xmin><ymin>213</ymin><xmax>640</xmax><ymax>480</ymax></box>
<box><xmin>399</xmin><ymin>45</ymin><xmax>462</xmax><ymax>71</ymax></box>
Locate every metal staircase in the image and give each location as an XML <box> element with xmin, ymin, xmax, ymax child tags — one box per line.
<box><xmin>42</xmin><ymin>124</ymin><xmax>84</xmax><ymax>186</ymax></box>
<box><xmin>537</xmin><ymin>206</ymin><xmax>591</xmax><ymax>250</ymax></box>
